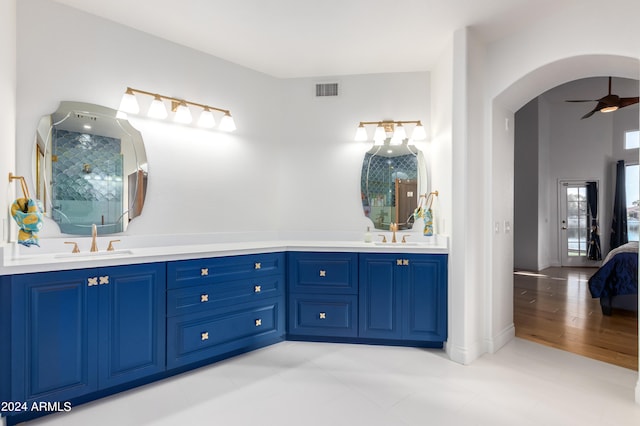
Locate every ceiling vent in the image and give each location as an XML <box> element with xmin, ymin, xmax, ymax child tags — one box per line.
<box><xmin>315</xmin><ymin>82</ymin><xmax>339</xmax><ymax>97</ymax></box>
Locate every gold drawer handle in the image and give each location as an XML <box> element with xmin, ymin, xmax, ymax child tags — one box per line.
<box><xmin>319</xmin><ymin>312</ymin><xmax>326</xmax><ymax>319</ymax></box>
<box><xmin>403</xmin><ymin>259</ymin><xmax>409</xmax><ymax>266</ymax></box>
<box><xmin>254</xmin><ymin>262</ymin><xmax>261</xmax><ymax>270</ymax></box>
<box><xmin>200</xmin><ymin>294</ymin><xmax>209</xmax><ymax>303</ymax></box>
<box><xmin>396</xmin><ymin>259</ymin><xmax>403</xmax><ymax>266</ymax></box>
<box><xmin>255</xmin><ymin>319</ymin><xmax>262</xmax><ymax>327</ymax></box>
<box><xmin>99</xmin><ymin>276</ymin><xmax>109</xmax><ymax>285</ymax></box>
<box><xmin>87</xmin><ymin>277</ymin><xmax>98</xmax><ymax>287</ymax></box>
<box><xmin>319</xmin><ymin>270</ymin><xmax>326</xmax><ymax>277</ymax></box>
<box><xmin>201</xmin><ymin>332</ymin><xmax>209</xmax><ymax>341</ymax></box>
<box><xmin>254</xmin><ymin>285</ymin><xmax>261</xmax><ymax>293</ymax></box>
<box><xmin>201</xmin><ymin>268</ymin><xmax>209</xmax><ymax>276</ymax></box>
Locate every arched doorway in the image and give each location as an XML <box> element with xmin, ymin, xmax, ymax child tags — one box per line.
<box><xmin>489</xmin><ymin>54</ymin><xmax>640</xmax><ymax>401</ymax></box>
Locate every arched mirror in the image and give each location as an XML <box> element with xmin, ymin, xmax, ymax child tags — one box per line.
<box><xmin>361</xmin><ymin>143</ymin><xmax>426</xmax><ymax>230</ymax></box>
<box><xmin>34</xmin><ymin>101</ymin><xmax>148</xmax><ymax>235</ymax></box>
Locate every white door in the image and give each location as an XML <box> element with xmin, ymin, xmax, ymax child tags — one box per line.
<box><xmin>559</xmin><ymin>181</ymin><xmax>592</xmax><ymax>267</ymax></box>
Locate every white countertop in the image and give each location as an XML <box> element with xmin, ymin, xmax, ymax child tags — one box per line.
<box><xmin>0</xmin><ymin>233</ymin><xmax>448</xmax><ymax>276</ymax></box>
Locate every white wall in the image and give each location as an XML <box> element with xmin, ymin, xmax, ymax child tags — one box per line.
<box><xmin>278</xmin><ymin>72</ymin><xmax>430</xmax><ymax>240</ymax></box>
<box><xmin>0</xmin><ymin>0</ymin><xmax>16</xmax><ymax>243</ymax></box>
<box><xmin>17</xmin><ymin>0</ymin><xmax>283</xmax><ymax>238</ymax></box>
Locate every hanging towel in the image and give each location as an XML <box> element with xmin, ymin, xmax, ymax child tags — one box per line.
<box><xmin>10</xmin><ymin>198</ymin><xmax>43</xmax><ymax>247</ymax></box>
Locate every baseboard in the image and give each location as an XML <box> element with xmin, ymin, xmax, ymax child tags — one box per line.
<box><xmin>445</xmin><ymin>339</ymin><xmax>484</xmax><ymax>365</ymax></box>
<box><xmin>486</xmin><ymin>323</ymin><xmax>515</xmax><ymax>353</ymax></box>
<box><xmin>636</xmin><ymin>379</ymin><xmax>640</xmax><ymax>405</ymax></box>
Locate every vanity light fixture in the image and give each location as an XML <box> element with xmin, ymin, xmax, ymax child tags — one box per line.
<box><xmin>355</xmin><ymin>120</ymin><xmax>426</xmax><ymax>144</ymax></box>
<box><xmin>118</xmin><ymin>87</ymin><xmax>235</xmax><ymax>131</ymax></box>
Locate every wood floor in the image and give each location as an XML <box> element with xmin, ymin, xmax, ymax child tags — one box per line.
<box><xmin>514</xmin><ymin>266</ymin><xmax>638</xmax><ymax>370</ymax></box>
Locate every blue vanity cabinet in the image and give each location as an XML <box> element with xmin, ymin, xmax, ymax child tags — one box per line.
<box><xmin>287</xmin><ymin>252</ymin><xmax>359</xmax><ymax>338</ymax></box>
<box><xmin>9</xmin><ymin>263</ymin><xmax>166</xmax><ymax>406</ymax></box>
<box><xmin>359</xmin><ymin>253</ymin><xmax>447</xmax><ymax>344</ymax></box>
<box><xmin>166</xmin><ymin>252</ymin><xmax>285</xmax><ymax>369</ymax></box>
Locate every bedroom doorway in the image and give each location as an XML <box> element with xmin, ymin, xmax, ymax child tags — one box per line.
<box><xmin>558</xmin><ymin>180</ymin><xmax>598</xmax><ymax>267</ymax></box>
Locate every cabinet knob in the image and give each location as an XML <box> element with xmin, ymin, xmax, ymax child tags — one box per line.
<box><xmin>99</xmin><ymin>276</ymin><xmax>109</xmax><ymax>285</ymax></box>
<box><xmin>403</xmin><ymin>259</ymin><xmax>409</xmax><ymax>266</ymax></box>
<box><xmin>254</xmin><ymin>262</ymin><xmax>261</xmax><ymax>270</ymax></box>
<box><xmin>254</xmin><ymin>285</ymin><xmax>261</xmax><ymax>293</ymax></box>
<box><xmin>319</xmin><ymin>312</ymin><xmax>326</xmax><ymax>319</ymax></box>
<box><xmin>87</xmin><ymin>277</ymin><xmax>98</xmax><ymax>287</ymax></box>
<box><xmin>200</xmin><ymin>294</ymin><xmax>209</xmax><ymax>303</ymax></box>
<box><xmin>396</xmin><ymin>259</ymin><xmax>403</xmax><ymax>266</ymax></box>
<box><xmin>255</xmin><ymin>319</ymin><xmax>262</xmax><ymax>327</ymax></box>
<box><xmin>201</xmin><ymin>332</ymin><xmax>209</xmax><ymax>341</ymax></box>
<box><xmin>319</xmin><ymin>270</ymin><xmax>326</xmax><ymax>277</ymax></box>
<box><xmin>201</xmin><ymin>268</ymin><xmax>209</xmax><ymax>276</ymax></box>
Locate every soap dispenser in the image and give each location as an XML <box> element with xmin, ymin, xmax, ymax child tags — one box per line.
<box><xmin>364</xmin><ymin>226</ymin><xmax>372</xmax><ymax>243</ymax></box>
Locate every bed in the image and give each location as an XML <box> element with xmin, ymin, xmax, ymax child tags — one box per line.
<box><xmin>588</xmin><ymin>241</ymin><xmax>638</xmax><ymax>316</ymax></box>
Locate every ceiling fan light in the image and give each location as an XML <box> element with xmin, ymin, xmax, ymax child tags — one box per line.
<box><xmin>600</xmin><ymin>106</ymin><xmax>619</xmax><ymax>113</ymax></box>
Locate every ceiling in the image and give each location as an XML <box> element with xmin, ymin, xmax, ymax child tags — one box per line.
<box><xmin>51</xmin><ymin>0</ymin><xmax>577</xmax><ymax>79</ymax></box>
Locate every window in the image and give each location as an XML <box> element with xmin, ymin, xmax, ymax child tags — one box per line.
<box><xmin>625</xmin><ymin>130</ymin><xmax>639</xmax><ymax>149</ymax></box>
<box><xmin>626</xmin><ymin>164</ymin><xmax>639</xmax><ymax>241</ymax></box>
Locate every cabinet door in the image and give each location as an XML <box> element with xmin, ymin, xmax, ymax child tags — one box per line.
<box><xmin>11</xmin><ymin>269</ymin><xmax>99</xmax><ymax>403</ymax></box>
<box><xmin>358</xmin><ymin>254</ymin><xmax>402</xmax><ymax>339</ymax></box>
<box><xmin>403</xmin><ymin>255</ymin><xmax>448</xmax><ymax>341</ymax></box>
<box><xmin>98</xmin><ymin>263</ymin><xmax>166</xmax><ymax>388</ymax></box>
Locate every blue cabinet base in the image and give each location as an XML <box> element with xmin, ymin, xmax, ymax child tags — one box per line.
<box><xmin>287</xmin><ymin>334</ymin><xmax>444</xmax><ymax>349</ymax></box>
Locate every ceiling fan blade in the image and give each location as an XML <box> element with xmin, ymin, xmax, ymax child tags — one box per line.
<box><xmin>581</xmin><ymin>102</ymin><xmax>607</xmax><ymax>119</ymax></box>
<box><xmin>619</xmin><ymin>97</ymin><xmax>639</xmax><ymax>108</ymax></box>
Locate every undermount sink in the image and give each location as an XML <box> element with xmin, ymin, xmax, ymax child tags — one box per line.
<box><xmin>374</xmin><ymin>242</ymin><xmax>419</xmax><ymax>246</ymax></box>
<box><xmin>54</xmin><ymin>249</ymin><xmax>134</xmax><ymax>259</ymax></box>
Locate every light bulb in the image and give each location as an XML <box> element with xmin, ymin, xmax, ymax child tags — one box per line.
<box><xmin>148</xmin><ymin>96</ymin><xmax>168</xmax><ymax>119</ymax></box>
<box><xmin>373</xmin><ymin>124</ymin><xmax>386</xmax><ymax>144</ymax></box>
<box><xmin>174</xmin><ymin>102</ymin><xmax>192</xmax><ymax>124</ymax></box>
<box><xmin>394</xmin><ymin>123</ymin><xmax>407</xmax><ymax>140</ymax></box>
<box><xmin>197</xmin><ymin>108</ymin><xmax>216</xmax><ymax>128</ymax></box>
<box><xmin>118</xmin><ymin>89</ymin><xmax>139</xmax><ymax>114</ymax></box>
<box><xmin>219</xmin><ymin>112</ymin><xmax>236</xmax><ymax>132</ymax></box>
<box><xmin>412</xmin><ymin>123</ymin><xmax>426</xmax><ymax>140</ymax></box>
<box><xmin>601</xmin><ymin>106</ymin><xmax>619</xmax><ymax>113</ymax></box>
<box><xmin>354</xmin><ymin>124</ymin><xmax>368</xmax><ymax>141</ymax></box>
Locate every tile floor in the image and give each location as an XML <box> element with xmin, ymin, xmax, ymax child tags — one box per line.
<box><xmin>24</xmin><ymin>339</ymin><xmax>640</xmax><ymax>426</ymax></box>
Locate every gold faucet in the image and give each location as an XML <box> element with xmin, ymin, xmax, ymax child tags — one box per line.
<box><xmin>390</xmin><ymin>222</ymin><xmax>398</xmax><ymax>243</ymax></box>
<box><xmin>90</xmin><ymin>224</ymin><xmax>98</xmax><ymax>252</ymax></box>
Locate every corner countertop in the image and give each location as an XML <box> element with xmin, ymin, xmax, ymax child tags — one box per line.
<box><xmin>0</xmin><ymin>234</ymin><xmax>449</xmax><ymax>276</ymax></box>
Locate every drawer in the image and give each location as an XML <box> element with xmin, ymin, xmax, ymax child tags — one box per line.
<box><xmin>288</xmin><ymin>252</ymin><xmax>358</xmax><ymax>294</ymax></box>
<box><xmin>168</xmin><ymin>252</ymin><xmax>285</xmax><ymax>289</ymax></box>
<box><xmin>167</xmin><ymin>276</ymin><xmax>283</xmax><ymax>317</ymax></box>
<box><xmin>288</xmin><ymin>294</ymin><xmax>357</xmax><ymax>338</ymax></box>
<box><xmin>167</xmin><ymin>298</ymin><xmax>285</xmax><ymax>369</ymax></box>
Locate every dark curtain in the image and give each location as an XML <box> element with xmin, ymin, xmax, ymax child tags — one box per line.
<box><xmin>586</xmin><ymin>181</ymin><xmax>602</xmax><ymax>260</ymax></box>
<box><xmin>610</xmin><ymin>160</ymin><xmax>628</xmax><ymax>250</ymax></box>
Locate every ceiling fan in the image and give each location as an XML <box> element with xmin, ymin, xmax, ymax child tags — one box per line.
<box><xmin>565</xmin><ymin>76</ymin><xmax>639</xmax><ymax>119</ymax></box>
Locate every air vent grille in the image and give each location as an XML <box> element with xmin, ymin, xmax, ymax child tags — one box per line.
<box><xmin>315</xmin><ymin>83</ymin><xmax>339</xmax><ymax>97</ymax></box>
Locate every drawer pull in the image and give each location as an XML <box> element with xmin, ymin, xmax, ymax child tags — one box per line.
<box><xmin>201</xmin><ymin>268</ymin><xmax>209</xmax><ymax>276</ymax></box>
<box><xmin>254</xmin><ymin>285</ymin><xmax>261</xmax><ymax>293</ymax></box>
<box><xmin>99</xmin><ymin>276</ymin><xmax>109</xmax><ymax>285</ymax></box>
<box><xmin>87</xmin><ymin>277</ymin><xmax>98</xmax><ymax>287</ymax></box>
<box><xmin>319</xmin><ymin>270</ymin><xmax>326</xmax><ymax>277</ymax></box>
<box><xmin>396</xmin><ymin>259</ymin><xmax>403</xmax><ymax>266</ymax></box>
<box><xmin>254</xmin><ymin>262</ymin><xmax>261</xmax><ymax>270</ymax></box>
<box><xmin>403</xmin><ymin>259</ymin><xmax>409</xmax><ymax>266</ymax></box>
<box><xmin>200</xmin><ymin>294</ymin><xmax>209</xmax><ymax>303</ymax></box>
<box><xmin>319</xmin><ymin>312</ymin><xmax>326</xmax><ymax>319</ymax></box>
<box><xmin>255</xmin><ymin>319</ymin><xmax>262</xmax><ymax>327</ymax></box>
<box><xmin>201</xmin><ymin>332</ymin><xmax>209</xmax><ymax>341</ymax></box>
